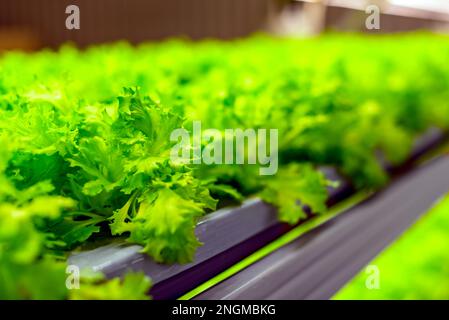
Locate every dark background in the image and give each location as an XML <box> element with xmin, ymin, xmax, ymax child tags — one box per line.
<box><xmin>0</xmin><ymin>0</ymin><xmax>449</xmax><ymax>51</ymax></box>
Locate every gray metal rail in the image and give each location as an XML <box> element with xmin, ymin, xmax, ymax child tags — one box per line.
<box><xmin>195</xmin><ymin>154</ymin><xmax>449</xmax><ymax>299</ymax></box>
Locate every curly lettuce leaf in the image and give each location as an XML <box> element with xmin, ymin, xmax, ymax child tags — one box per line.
<box><xmin>260</xmin><ymin>164</ymin><xmax>329</xmax><ymax>224</ymax></box>
<box><xmin>70</xmin><ymin>272</ymin><xmax>152</xmax><ymax>300</ymax></box>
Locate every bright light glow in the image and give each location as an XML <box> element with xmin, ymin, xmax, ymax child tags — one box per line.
<box><xmin>390</xmin><ymin>0</ymin><xmax>449</xmax><ymax>14</ymax></box>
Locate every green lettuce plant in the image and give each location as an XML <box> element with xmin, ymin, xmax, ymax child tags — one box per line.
<box><xmin>1</xmin><ymin>33</ymin><xmax>449</xmax><ymax>299</ymax></box>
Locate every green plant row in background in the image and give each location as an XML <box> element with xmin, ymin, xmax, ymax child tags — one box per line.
<box><xmin>1</xmin><ymin>33</ymin><xmax>449</xmax><ymax>299</ymax></box>
<box><xmin>334</xmin><ymin>193</ymin><xmax>449</xmax><ymax>300</ymax></box>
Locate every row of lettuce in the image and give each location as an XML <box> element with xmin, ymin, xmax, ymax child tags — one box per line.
<box><xmin>1</xmin><ymin>33</ymin><xmax>449</xmax><ymax>299</ymax></box>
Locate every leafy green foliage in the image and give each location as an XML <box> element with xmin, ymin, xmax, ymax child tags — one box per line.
<box><xmin>70</xmin><ymin>272</ymin><xmax>152</xmax><ymax>300</ymax></box>
<box><xmin>260</xmin><ymin>164</ymin><xmax>328</xmax><ymax>224</ymax></box>
<box><xmin>0</xmin><ymin>138</ymin><xmax>72</xmax><ymax>299</ymax></box>
<box><xmin>1</xmin><ymin>33</ymin><xmax>449</xmax><ymax>299</ymax></box>
<box><xmin>0</xmin><ymin>136</ymin><xmax>151</xmax><ymax>299</ymax></box>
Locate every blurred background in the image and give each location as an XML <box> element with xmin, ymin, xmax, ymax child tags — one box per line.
<box><xmin>1</xmin><ymin>0</ymin><xmax>449</xmax><ymax>51</ymax></box>
<box><xmin>1</xmin><ymin>0</ymin><xmax>449</xmax><ymax>301</ymax></box>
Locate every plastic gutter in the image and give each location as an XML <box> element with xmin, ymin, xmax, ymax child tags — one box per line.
<box><xmin>194</xmin><ymin>153</ymin><xmax>449</xmax><ymax>299</ymax></box>
<box><xmin>68</xmin><ymin>128</ymin><xmax>448</xmax><ymax>300</ymax></box>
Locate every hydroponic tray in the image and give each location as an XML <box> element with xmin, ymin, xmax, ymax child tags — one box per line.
<box><xmin>196</xmin><ymin>153</ymin><xmax>449</xmax><ymax>299</ymax></box>
<box><xmin>69</xmin><ymin>128</ymin><xmax>448</xmax><ymax>299</ymax></box>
